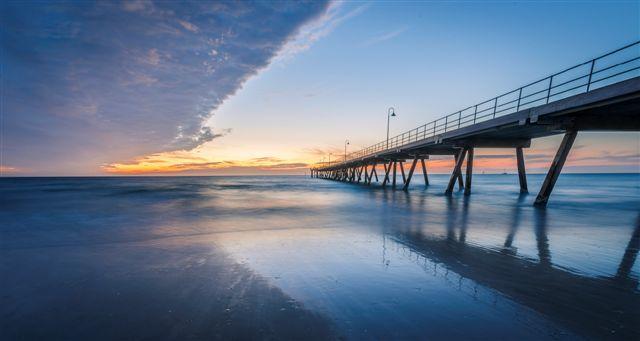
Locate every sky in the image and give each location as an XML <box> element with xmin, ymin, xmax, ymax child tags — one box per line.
<box><xmin>1</xmin><ymin>0</ymin><xmax>639</xmax><ymax>176</ymax></box>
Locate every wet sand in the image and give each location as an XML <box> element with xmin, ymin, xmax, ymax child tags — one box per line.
<box><xmin>1</xmin><ymin>175</ymin><xmax>638</xmax><ymax>339</ymax></box>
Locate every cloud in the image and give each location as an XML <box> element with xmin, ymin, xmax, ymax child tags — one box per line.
<box><xmin>102</xmin><ymin>152</ymin><xmax>309</xmax><ymax>175</ymax></box>
<box><xmin>251</xmin><ymin>156</ymin><xmax>284</xmax><ymax>163</ymax></box>
<box><xmin>142</xmin><ymin>48</ymin><xmax>161</xmax><ymax>66</ymax></box>
<box><xmin>178</xmin><ymin>20</ymin><xmax>199</xmax><ymax>33</ymax></box>
<box><xmin>177</xmin><ymin>127</ymin><xmax>229</xmax><ymax>151</ymax></box>
<box><xmin>275</xmin><ymin>2</ymin><xmax>368</xmax><ymax>62</ymax></box>
<box><xmin>360</xmin><ymin>26</ymin><xmax>408</xmax><ymax>47</ymax></box>
<box><xmin>122</xmin><ymin>0</ymin><xmax>152</xmax><ymax>13</ymax></box>
<box><xmin>1</xmin><ymin>1</ymin><xmax>331</xmax><ymax>174</ymax></box>
<box><xmin>0</xmin><ymin>165</ymin><xmax>22</xmax><ymax>175</ymax></box>
<box><xmin>302</xmin><ymin>147</ymin><xmax>345</xmax><ymax>157</ymax></box>
<box><xmin>259</xmin><ymin>163</ymin><xmax>309</xmax><ymax>170</ymax></box>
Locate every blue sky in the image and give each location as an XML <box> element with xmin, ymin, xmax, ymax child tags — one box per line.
<box><xmin>1</xmin><ymin>1</ymin><xmax>638</xmax><ymax>175</ymax></box>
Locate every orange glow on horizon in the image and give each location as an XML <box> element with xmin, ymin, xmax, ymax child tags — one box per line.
<box><xmin>102</xmin><ymin>150</ymin><xmax>312</xmax><ymax>175</ymax></box>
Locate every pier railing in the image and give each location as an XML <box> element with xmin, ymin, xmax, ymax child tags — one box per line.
<box><xmin>315</xmin><ymin>41</ymin><xmax>640</xmax><ymax>169</ymax></box>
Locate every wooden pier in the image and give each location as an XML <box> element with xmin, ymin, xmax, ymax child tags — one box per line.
<box><xmin>311</xmin><ymin>42</ymin><xmax>640</xmax><ymax>206</ymax></box>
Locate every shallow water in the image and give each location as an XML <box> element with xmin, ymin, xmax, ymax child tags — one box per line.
<box><xmin>1</xmin><ymin>174</ymin><xmax>639</xmax><ymax>340</ymax></box>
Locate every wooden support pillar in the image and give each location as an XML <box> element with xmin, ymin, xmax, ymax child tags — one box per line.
<box><xmin>446</xmin><ymin>149</ymin><xmax>467</xmax><ymax>195</ymax></box>
<box><xmin>392</xmin><ymin>161</ymin><xmax>397</xmax><ymax>188</ymax></box>
<box><xmin>464</xmin><ymin>147</ymin><xmax>474</xmax><ymax>196</ymax></box>
<box><xmin>382</xmin><ymin>162</ymin><xmax>392</xmax><ymax>187</ymax></box>
<box><xmin>421</xmin><ymin>158</ymin><xmax>429</xmax><ymax>186</ymax></box>
<box><xmin>403</xmin><ymin>157</ymin><xmax>419</xmax><ymax>191</ymax></box>
<box><xmin>534</xmin><ymin>131</ymin><xmax>578</xmax><ymax>206</ymax></box>
<box><xmin>364</xmin><ymin>165</ymin><xmax>369</xmax><ymax>184</ymax></box>
<box><xmin>373</xmin><ymin>165</ymin><xmax>379</xmax><ymax>182</ymax></box>
<box><xmin>399</xmin><ymin>161</ymin><xmax>407</xmax><ymax>184</ymax></box>
<box><xmin>516</xmin><ymin>147</ymin><xmax>528</xmax><ymax>193</ymax></box>
<box><xmin>454</xmin><ymin>154</ymin><xmax>464</xmax><ymax>190</ymax></box>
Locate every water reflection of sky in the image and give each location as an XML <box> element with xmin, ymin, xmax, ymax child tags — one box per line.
<box><xmin>1</xmin><ymin>174</ymin><xmax>638</xmax><ymax>339</ymax></box>
<box><xmin>216</xmin><ymin>228</ymin><xmax>573</xmax><ymax>339</ymax></box>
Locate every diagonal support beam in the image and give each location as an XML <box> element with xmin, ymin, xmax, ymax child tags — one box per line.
<box><xmin>516</xmin><ymin>147</ymin><xmax>528</xmax><ymax>193</ymax></box>
<box><xmin>403</xmin><ymin>157</ymin><xmax>419</xmax><ymax>191</ymax></box>
<box><xmin>421</xmin><ymin>158</ymin><xmax>429</xmax><ymax>186</ymax></box>
<box><xmin>399</xmin><ymin>161</ymin><xmax>407</xmax><ymax>184</ymax></box>
<box><xmin>464</xmin><ymin>147</ymin><xmax>474</xmax><ymax>196</ymax></box>
<box><xmin>534</xmin><ymin>131</ymin><xmax>578</xmax><ymax>206</ymax></box>
<box><xmin>446</xmin><ymin>149</ymin><xmax>467</xmax><ymax>195</ymax></box>
<box><xmin>382</xmin><ymin>162</ymin><xmax>392</xmax><ymax>187</ymax></box>
<box><xmin>454</xmin><ymin>153</ymin><xmax>464</xmax><ymax>190</ymax></box>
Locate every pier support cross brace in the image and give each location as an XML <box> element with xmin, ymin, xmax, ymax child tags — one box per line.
<box><xmin>446</xmin><ymin>149</ymin><xmax>467</xmax><ymax>195</ymax></box>
<box><xmin>403</xmin><ymin>157</ymin><xmax>419</xmax><ymax>191</ymax></box>
<box><xmin>534</xmin><ymin>131</ymin><xmax>578</xmax><ymax>206</ymax></box>
<box><xmin>421</xmin><ymin>158</ymin><xmax>429</xmax><ymax>186</ymax></box>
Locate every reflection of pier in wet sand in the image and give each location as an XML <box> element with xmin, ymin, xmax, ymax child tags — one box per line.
<box><xmin>385</xmin><ymin>205</ymin><xmax>640</xmax><ymax>339</ymax></box>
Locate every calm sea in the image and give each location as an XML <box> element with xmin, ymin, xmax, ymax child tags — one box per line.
<box><xmin>1</xmin><ymin>174</ymin><xmax>639</xmax><ymax>340</ymax></box>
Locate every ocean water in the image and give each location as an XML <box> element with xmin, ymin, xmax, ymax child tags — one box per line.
<box><xmin>0</xmin><ymin>174</ymin><xmax>638</xmax><ymax>340</ymax></box>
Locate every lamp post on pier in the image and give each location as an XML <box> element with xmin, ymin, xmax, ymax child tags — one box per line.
<box><xmin>387</xmin><ymin>107</ymin><xmax>396</xmax><ymax>150</ymax></box>
<box><xmin>344</xmin><ymin>140</ymin><xmax>350</xmax><ymax>162</ymax></box>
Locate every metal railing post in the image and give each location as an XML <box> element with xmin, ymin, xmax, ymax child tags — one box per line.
<box><xmin>586</xmin><ymin>59</ymin><xmax>596</xmax><ymax>92</ymax></box>
<box><xmin>473</xmin><ymin>105</ymin><xmax>477</xmax><ymax>124</ymax></box>
<box><xmin>493</xmin><ymin>97</ymin><xmax>498</xmax><ymax>118</ymax></box>
<box><xmin>458</xmin><ymin>111</ymin><xmax>461</xmax><ymax>128</ymax></box>
<box><xmin>516</xmin><ymin>87</ymin><xmax>522</xmax><ymax>111</ymax></box>
<box><xmin>546</xmin><ymin>76</ymin><xmax>553</xmax><ymax>103</ymax></box>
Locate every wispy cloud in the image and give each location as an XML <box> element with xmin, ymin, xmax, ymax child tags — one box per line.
<box><xmin>178</xmin><ymin>20</ymin><xmax>199</xmax><ymax>33</ymax></box>
<box><xmin>360</xmin><ymin>26</ymin><xmax>408</xmax><ymax>47</ymax></box>
<box><xmin>276</xmin><ymin>2</ymin><xmax>369</xmax><ymax>62</ymax></box>
<box><xmin>0</xmin><ymin>165</ymin><xmax>22</xmax><ymax>175</ymax></box>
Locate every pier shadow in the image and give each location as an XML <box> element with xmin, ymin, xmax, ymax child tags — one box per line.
<box><xmin>384</xmin><ymin>197</ymin><xmax>640</xmax><ymax>339</ymax></box>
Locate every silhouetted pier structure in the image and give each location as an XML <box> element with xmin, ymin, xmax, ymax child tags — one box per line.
<box><xmin>311</xmin><ymin>42</ymin><xmax>640</xmax><ymax>205</ymax></box>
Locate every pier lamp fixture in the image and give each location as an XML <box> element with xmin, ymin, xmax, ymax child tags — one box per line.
<box><xmin>344</xmin><ymin>140</ymin><xmax>350</xmax><ymax>162</ymax></box>
<box><xmin>387</xmin><ymin>107</ymin><xmax>396</xmax><ymax>150</ymax></box>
